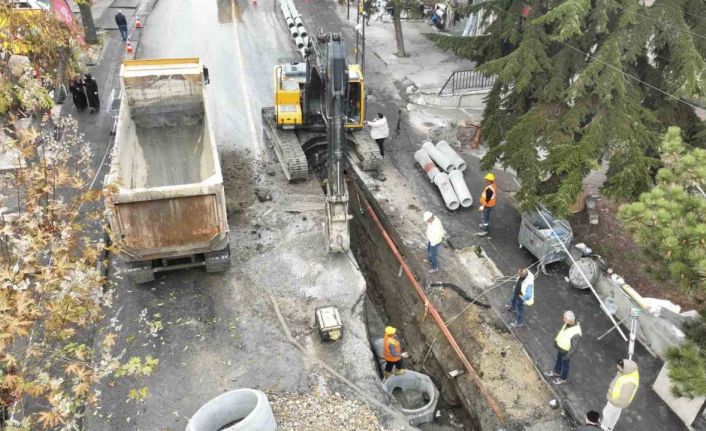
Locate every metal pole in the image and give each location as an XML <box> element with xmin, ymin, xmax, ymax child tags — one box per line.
<box><xmin>347</xmin><ymin>0</ymin><xmax>350</xmax><ymax>20</ymax></box>
<box><xmin>361</xmin><ymin>13</ymin><xmax>366</xmax><ymax>77</ymax></box>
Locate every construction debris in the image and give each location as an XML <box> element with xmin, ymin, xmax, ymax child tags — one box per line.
<box><xmin>268</xmin><ymin>392</ymin><xmax>389</xmax><ymax>431</ymax></box>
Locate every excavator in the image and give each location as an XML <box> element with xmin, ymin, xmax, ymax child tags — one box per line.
<box><xmin>261</xmin><ymin>32</ymin><xmax>383</xmax><ymax>253</ymax></box>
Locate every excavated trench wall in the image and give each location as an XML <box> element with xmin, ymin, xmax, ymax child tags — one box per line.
<box><xmin>348</xmin><ymin>178</ymin><xmax>504</xmax><ymax>431</ymax></box>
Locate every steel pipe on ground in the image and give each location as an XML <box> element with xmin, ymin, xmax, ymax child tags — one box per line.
<box><xmin>421</xmin><ymin>141</ymin><xmax>453</xmax><ymax>172</ymax></box>
<box><xmin>414</xmin><ymin>149</ymin><xmax>441</xmax><ymax>182</ymax></box>
<box><xmin>436</xmin><ymin>140</ymin><xmax>467</xmax><ymax>171</ymax></box>
<box><xmin>448</xmin><ymin>170</ymin><xmax>473</xmax><ymax>207</ymax></box>
<box><xmin>433</xmin><ymin>172</ymin><xmax>460</xmax><ymax>210</ymax></box>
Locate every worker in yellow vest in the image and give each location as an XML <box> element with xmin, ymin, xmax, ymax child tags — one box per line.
<box><xmin>478</xmin><ymin>173</ymin><xmax>497</xmax><ymax>233</ymax></box>
<box><xmin>544</xmin><ymin>310</ymin><xmax>581</xmax><ymax>384</ymax></box>
<box><xmin>383</xmin><ymin>326</ymin><xmax>408</xmax><ymax>378</ymax></box>
<box><xmin>601</xmin><ymin>359</ymin><xmax>639</xmax><ymax>431</ymax></box>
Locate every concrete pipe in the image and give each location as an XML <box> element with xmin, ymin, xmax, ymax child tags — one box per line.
<box><xmin>298</xmin><ymin>26</ymin><xmax>308</xmax><ymax>38</ymax></box>
<box><xmin>384</xmin><ymin>371</ymin><xmax>440</xmax><ymax>425</ymax></box>
<box><xmin>433</xmin><ymin>172</ymin><xmax>460</xmax><ymax>210</ymax></box>
<box><xmin>185</xmin><ymin>389</ymin><xmax>277</xmax><ymax>431</ymax></box>
<box><xmin>414</xmin><ymin>149</ymin><xmax>440</xmax><ymax>182</ymax></box>
<box><xmin>436</xmin><ymin>140</ymin><xmax>467</xmax><ymax>171</ymax></box>
<box><xmin>289</xmin><ymin>26</ymin><xmax>299</xmax><ymax>38</ymax></box>
<box><xmin>448</xmin><ymin>170</ymin><xmax>473</xmax><ymax>208</ymax></box>
<box><xmin>421</xmin><ymin>141</ymin><xmax>453</xmax><ymax>172</ymax></box>
<box><xmin>285</xmin><ymin>16</ymin><xmax>295</xmax><ymax>27</ymax></box>
<box><xmin>294</xmin><ymin>36</ymin><xmax>305</xmax><ymax>48</ymax></box>
<box><xmin>294</xmin><ymin>16</ymin><xmax>304</xmax><ymax>28</ymax></box>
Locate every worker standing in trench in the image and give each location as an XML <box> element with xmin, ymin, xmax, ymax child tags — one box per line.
<box><xmin>383</xmin><ymin>326</ymin><xmax>409</xmax><ymax>378</ymax></box>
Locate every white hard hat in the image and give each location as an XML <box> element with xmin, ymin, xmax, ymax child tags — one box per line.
<box><xmin>423</xmin><ymin>211</ymin><xmax>433</xmax><ymax>221</ymax></box>
<box><xmin>564</xmin><ymin>310</ymin><xmax>576</xmax><ymax>322</ymax></box>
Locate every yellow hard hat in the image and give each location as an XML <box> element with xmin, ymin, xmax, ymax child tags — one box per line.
<box><xmin>385</xmin><ymin>326</ymin><xmax>396</xmax><ymax>335</ymax></box>
<box><xmin>484</xmin><ymin>173</ymin><xmax>495</xmax><ymax>181</ymax></box>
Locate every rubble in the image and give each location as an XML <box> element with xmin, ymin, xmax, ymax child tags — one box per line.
<box><xmin>268</xmin><ymin>392</ymin><xmax>389</xmax><ymax>431</ymax></box>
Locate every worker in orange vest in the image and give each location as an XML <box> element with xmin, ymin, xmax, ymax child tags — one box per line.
<box><xmin>383</xmin><ymin>326</ymin><xmax>408</xmax><ymax>378</ymax></box>
<box><xmin>478</xmin><ymin>173</ymin><xmax>497</xmax><ymax>233</ymax></box>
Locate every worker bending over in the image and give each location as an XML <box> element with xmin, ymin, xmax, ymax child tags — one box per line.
<box><xmin>383</xmin><ymin>326</ymin><xmax>408</xmax><ymax>378</ymax></box>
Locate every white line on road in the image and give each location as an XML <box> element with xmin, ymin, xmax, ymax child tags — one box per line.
<box><xmin>230</xmin><ymin>0</ymin><xmax>262</xmax><ymax>157</ymax></box>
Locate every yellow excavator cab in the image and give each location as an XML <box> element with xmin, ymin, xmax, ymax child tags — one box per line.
<box><xmin>345</xmin><ymin>64</ymin><xmax>365</xmax><ymax>131</ymax></box>
<box><xmin>274</xmin><ymin>63</ymin><xmax>305</xmax><ymax>127</ymax></box>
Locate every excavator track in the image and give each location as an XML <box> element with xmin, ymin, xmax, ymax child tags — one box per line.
<box><xmin>261</xmin><ymin>107</ymin><xmax>309</xmax><ymax>181</ymax></box>
<box><xmin>349</xmin><ymin>133</ymin><xmax>383</xmax><ymax>171</ymax></box>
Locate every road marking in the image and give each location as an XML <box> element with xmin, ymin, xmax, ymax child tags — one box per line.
<box><xmin>230</xmin><ymin>0</ymin><xmax>262</xmax><ymax>157</ymax></box>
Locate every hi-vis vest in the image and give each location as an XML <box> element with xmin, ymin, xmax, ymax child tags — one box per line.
<box><xmin>611</xmin><ymin>370</ymin><xmax>640</xmax><ymax>403</ymax></box>
<box><xmin>480</xmin><ymin>183</ymin><xmax>497</xmax><ymax>207</ymax></box>
<box><xmin>555</xmin><ymin>323</ymin><xmax>582</xmax><ymax>351</ymax></box>
<box><xmin>521</xmin><ymin>273</ymin><xmax>534</xmax><ymax>306</ymax></box>
<box><xmin>383</xmin><ymin>335</ymin><xmax>401</xmax><ymax>362</ymax></box>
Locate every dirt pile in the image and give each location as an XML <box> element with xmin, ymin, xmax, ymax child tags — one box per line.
<box><xmin>269</xmin><ymin>392</ymin><xmax>389</xmax><ymax>431</ymax></box>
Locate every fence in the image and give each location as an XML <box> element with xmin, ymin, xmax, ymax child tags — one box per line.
<box><xmin>439</xmin><ymin>69</ymin><xmax>495</xmax><ymax>95</ymax></box>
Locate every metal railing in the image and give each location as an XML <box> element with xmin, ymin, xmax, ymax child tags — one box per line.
<box><xmin>439</xmin><ymin>69</ymin><xmax>495</xmax><ymax>95</ymax></box>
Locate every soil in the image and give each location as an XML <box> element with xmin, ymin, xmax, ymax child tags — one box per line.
<box><xmin>569</xmin><ymin>197</ymin><xmax>706</xmax><ymax>311</ymax></box>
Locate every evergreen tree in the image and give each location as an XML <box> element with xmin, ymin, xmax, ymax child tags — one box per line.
<box><xmin>619</xmin><ymin>127</ymin><xmax>706</xmax><ymax>292</ymax></box>
<box><xmin>427</xmin><ymin>1</ymin><xmax>706</xmax><ymax>216</ymax></box>
<box><xmin>666</xmin><ymin>316</ymin><xmax>706</xmax><ymax>398</ymax></box>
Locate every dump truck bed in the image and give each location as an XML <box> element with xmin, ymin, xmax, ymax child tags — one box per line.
<box><xmin>106</xmin><ymin>58</ymin><xmax>229</xmax><ymax>281</ymax></box>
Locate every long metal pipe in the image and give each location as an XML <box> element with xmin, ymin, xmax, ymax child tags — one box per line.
<box><xmin>360</xmin><ymin>193</ymin><xmax>505</xmax><ymax>426</ymax></box>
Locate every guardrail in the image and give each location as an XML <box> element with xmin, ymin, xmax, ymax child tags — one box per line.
<box><xmin>439</xmin><ymin>69</ymin><xmax>495</xmax><ymax>95</ymax></box>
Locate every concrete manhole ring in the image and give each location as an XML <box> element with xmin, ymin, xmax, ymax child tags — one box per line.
<box><xmin>185</xmin><ymin>388</ymin><xmax>276</xmax><ymax>431</ymax></box>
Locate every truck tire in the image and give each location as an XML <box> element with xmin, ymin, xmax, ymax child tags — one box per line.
<box><xmin>185</xmin><ymin>389</ymin><xmax>277</xmax><ymax>431</ymax></box>
<box><xmin>125</xmin><ymin>261</ymin><xmax>155</xmax><ymax>284</ymax></box>
<box><xmin>205</xmin><ymin>245</ymin><xmax>231</xmax><ymax>273</ymax></box>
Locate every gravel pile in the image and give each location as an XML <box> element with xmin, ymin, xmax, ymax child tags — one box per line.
<box><xmin>269</xmin><ymin>392</ymin><xmax>388</xmax><ymax>431</ymax></box>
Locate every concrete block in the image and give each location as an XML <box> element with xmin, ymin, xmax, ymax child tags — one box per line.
<box><xmin>653</xmin><ymin>363</ymin><xmax>705</xmax><ymax>427</ymax></box>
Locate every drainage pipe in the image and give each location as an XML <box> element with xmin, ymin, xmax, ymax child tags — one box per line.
<box><xmin>294</xmin><ymin>36</ymin><xmax>305</xmax><ymax>48</ymax></box>
<box><xmin>448</xmin><ymin>170</ymin><xmax>473</xmax><ymax>207</ymax></box>
<box><xmin>414</xmin><ymin>149</ymin><xmax>440</xmax><ymax>182</ymax></box>
<box><xmin>289</xmin><ymin>26</ymin><xmax>299</xmax><ymax>38</ymax></box>
<box><xmin>421</xmin><ymin>141</ymin><xmax>453</xmax><ymax>172</ymax></box>
<box><xmin>359</xmin><ymin>192</ymin><xmax>505</xmax><ymax>426</ymax></box>
<box><xmin>298</xmin><ymin>26</ymin><xmax>308</xmax><ymax>38</ymax></box>
<box><xmin>436</xmin><ymin>140</ymin><xmax>467</xmax><ymax>171</ymax></box>
<box><xmin>433</xmin><ymin>172</ymin><xmax>460</xmax><ymax>210</ymax></box>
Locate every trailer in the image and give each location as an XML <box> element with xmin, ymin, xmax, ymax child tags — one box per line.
<box><xmin>105</xmin><ymin>58</ymin><xmax>230</xmax><ymax>283</ymax></box>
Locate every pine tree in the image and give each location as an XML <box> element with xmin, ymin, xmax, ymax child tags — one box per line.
<box><xmin>427</xmin><ymin>1</ymin><xmax>706</xmax><ymax>216</ymax></box>
<box><xmin>666</xmin><ymin>316</ymin><xmax>706</xmax><ymax>398</ymax></box>
<box><xmin>619</xmin><ymin>127</ymin><xmax>706</xmax><ymax>292</ymax></box>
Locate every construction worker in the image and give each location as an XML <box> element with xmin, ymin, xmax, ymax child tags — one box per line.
<box><xmin>576</xmin><ymin>410</ymin><xmax>602</xmax><ymax>430</ymax></box>
<box><xmin>423</xmin><ymin>211</ymin><xmax>445</xmax><ymax>273</ymax></box>
<box><xmin>505</xmin><ymin>267</ymin><xmax>534</xmax><ymax>328</ymax></box>
<box><xmin>383</xmin><ymin>326</ymin><xmax>408</xmax><ymax>378</ymax></box>
<box><xmin>545</xmin><ymin>310</ymin><xmax>581</xmax><ymax>385</ymax></box>
<box><xmin>601</xmin><ymin>359</ymin><xmax>639</xmax><ymax>431</ymax></box>
<box><xmin>478</xmin><ymin>173</ymin><xmax>497</xmax><ymax>233</ymax></box>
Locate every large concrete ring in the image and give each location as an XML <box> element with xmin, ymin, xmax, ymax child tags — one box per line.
<box><xmin>185</xmin><ymin>389</ymin><xmax>277</xmax><ymax>431</ymax></box>
<box><xmin>383</xmin><ymin>371</ymin><xmax>440</xmax><ymax>425</ymax></box>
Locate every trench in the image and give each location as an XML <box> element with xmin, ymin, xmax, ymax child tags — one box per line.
<box><xmin>302</xmin><ymin>142</ymin><xmax>500</xmax><ymax>429</ymax></box>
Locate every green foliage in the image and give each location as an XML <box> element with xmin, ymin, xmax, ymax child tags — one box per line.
<box><xmin>666</xmin><ymin>317</ymin><xmax>706</xmax><ymax>398</ymax></box>
<box><xmin>426</xmin><ymin>0</ymin><xmax>706</xmax><ymax>216</ymax></box>
<box><xmin>619</xmin><ymin>127</ymin><xmax>706</xmax><ymax>292</ymax></box>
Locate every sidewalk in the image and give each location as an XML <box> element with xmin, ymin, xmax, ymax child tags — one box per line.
<box><xmin>298</xmin><ymin>1</ymin><xmax>686</xmax><ymax>429</ymax></box>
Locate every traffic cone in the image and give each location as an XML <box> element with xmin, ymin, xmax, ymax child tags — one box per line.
<box><xmin>135</xmin><ymin>18</ymin><xmax>143</xmax><ymax>29</ymax></box>
<box><xmin>126</xmin><ymin>41</ymin><xmax>134</xmax><ymax>54</ymax></box>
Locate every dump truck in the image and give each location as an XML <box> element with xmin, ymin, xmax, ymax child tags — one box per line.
<box><xmin>105</xmin><ymin>58</ymin><xmax>230</xmax><ymax>283</ymax></box>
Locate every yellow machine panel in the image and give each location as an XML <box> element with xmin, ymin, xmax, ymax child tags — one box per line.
<box><xmin>345</xmin><ymin>64</ymin><xmax>365</xmax><ymax>131</ymax></box>
<box><xmin>274</xmin><ymin>64</ymin><xmax>305</xmax><ymax>126</ymax></box>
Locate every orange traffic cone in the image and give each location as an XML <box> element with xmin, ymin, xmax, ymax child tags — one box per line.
<box><xmin>126</xmin><ymin>41</ymin><xmax>134</xmax><ymax>54</ymax></box>
<box><xmin>135</xmin><ymin>18</ymin><xmax>143</xmax><ymax>29</ymax></box>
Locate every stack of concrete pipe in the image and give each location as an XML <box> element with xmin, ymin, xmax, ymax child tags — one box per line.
<box><xmin>278</xmin><ymin>0</ymin><xmax>310</xmax><ymax>57</ymax></box>
<box><xmin>415</xmin><ymin>141</ymin><xmax>473</xmax><ymax>210</ymax></box>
